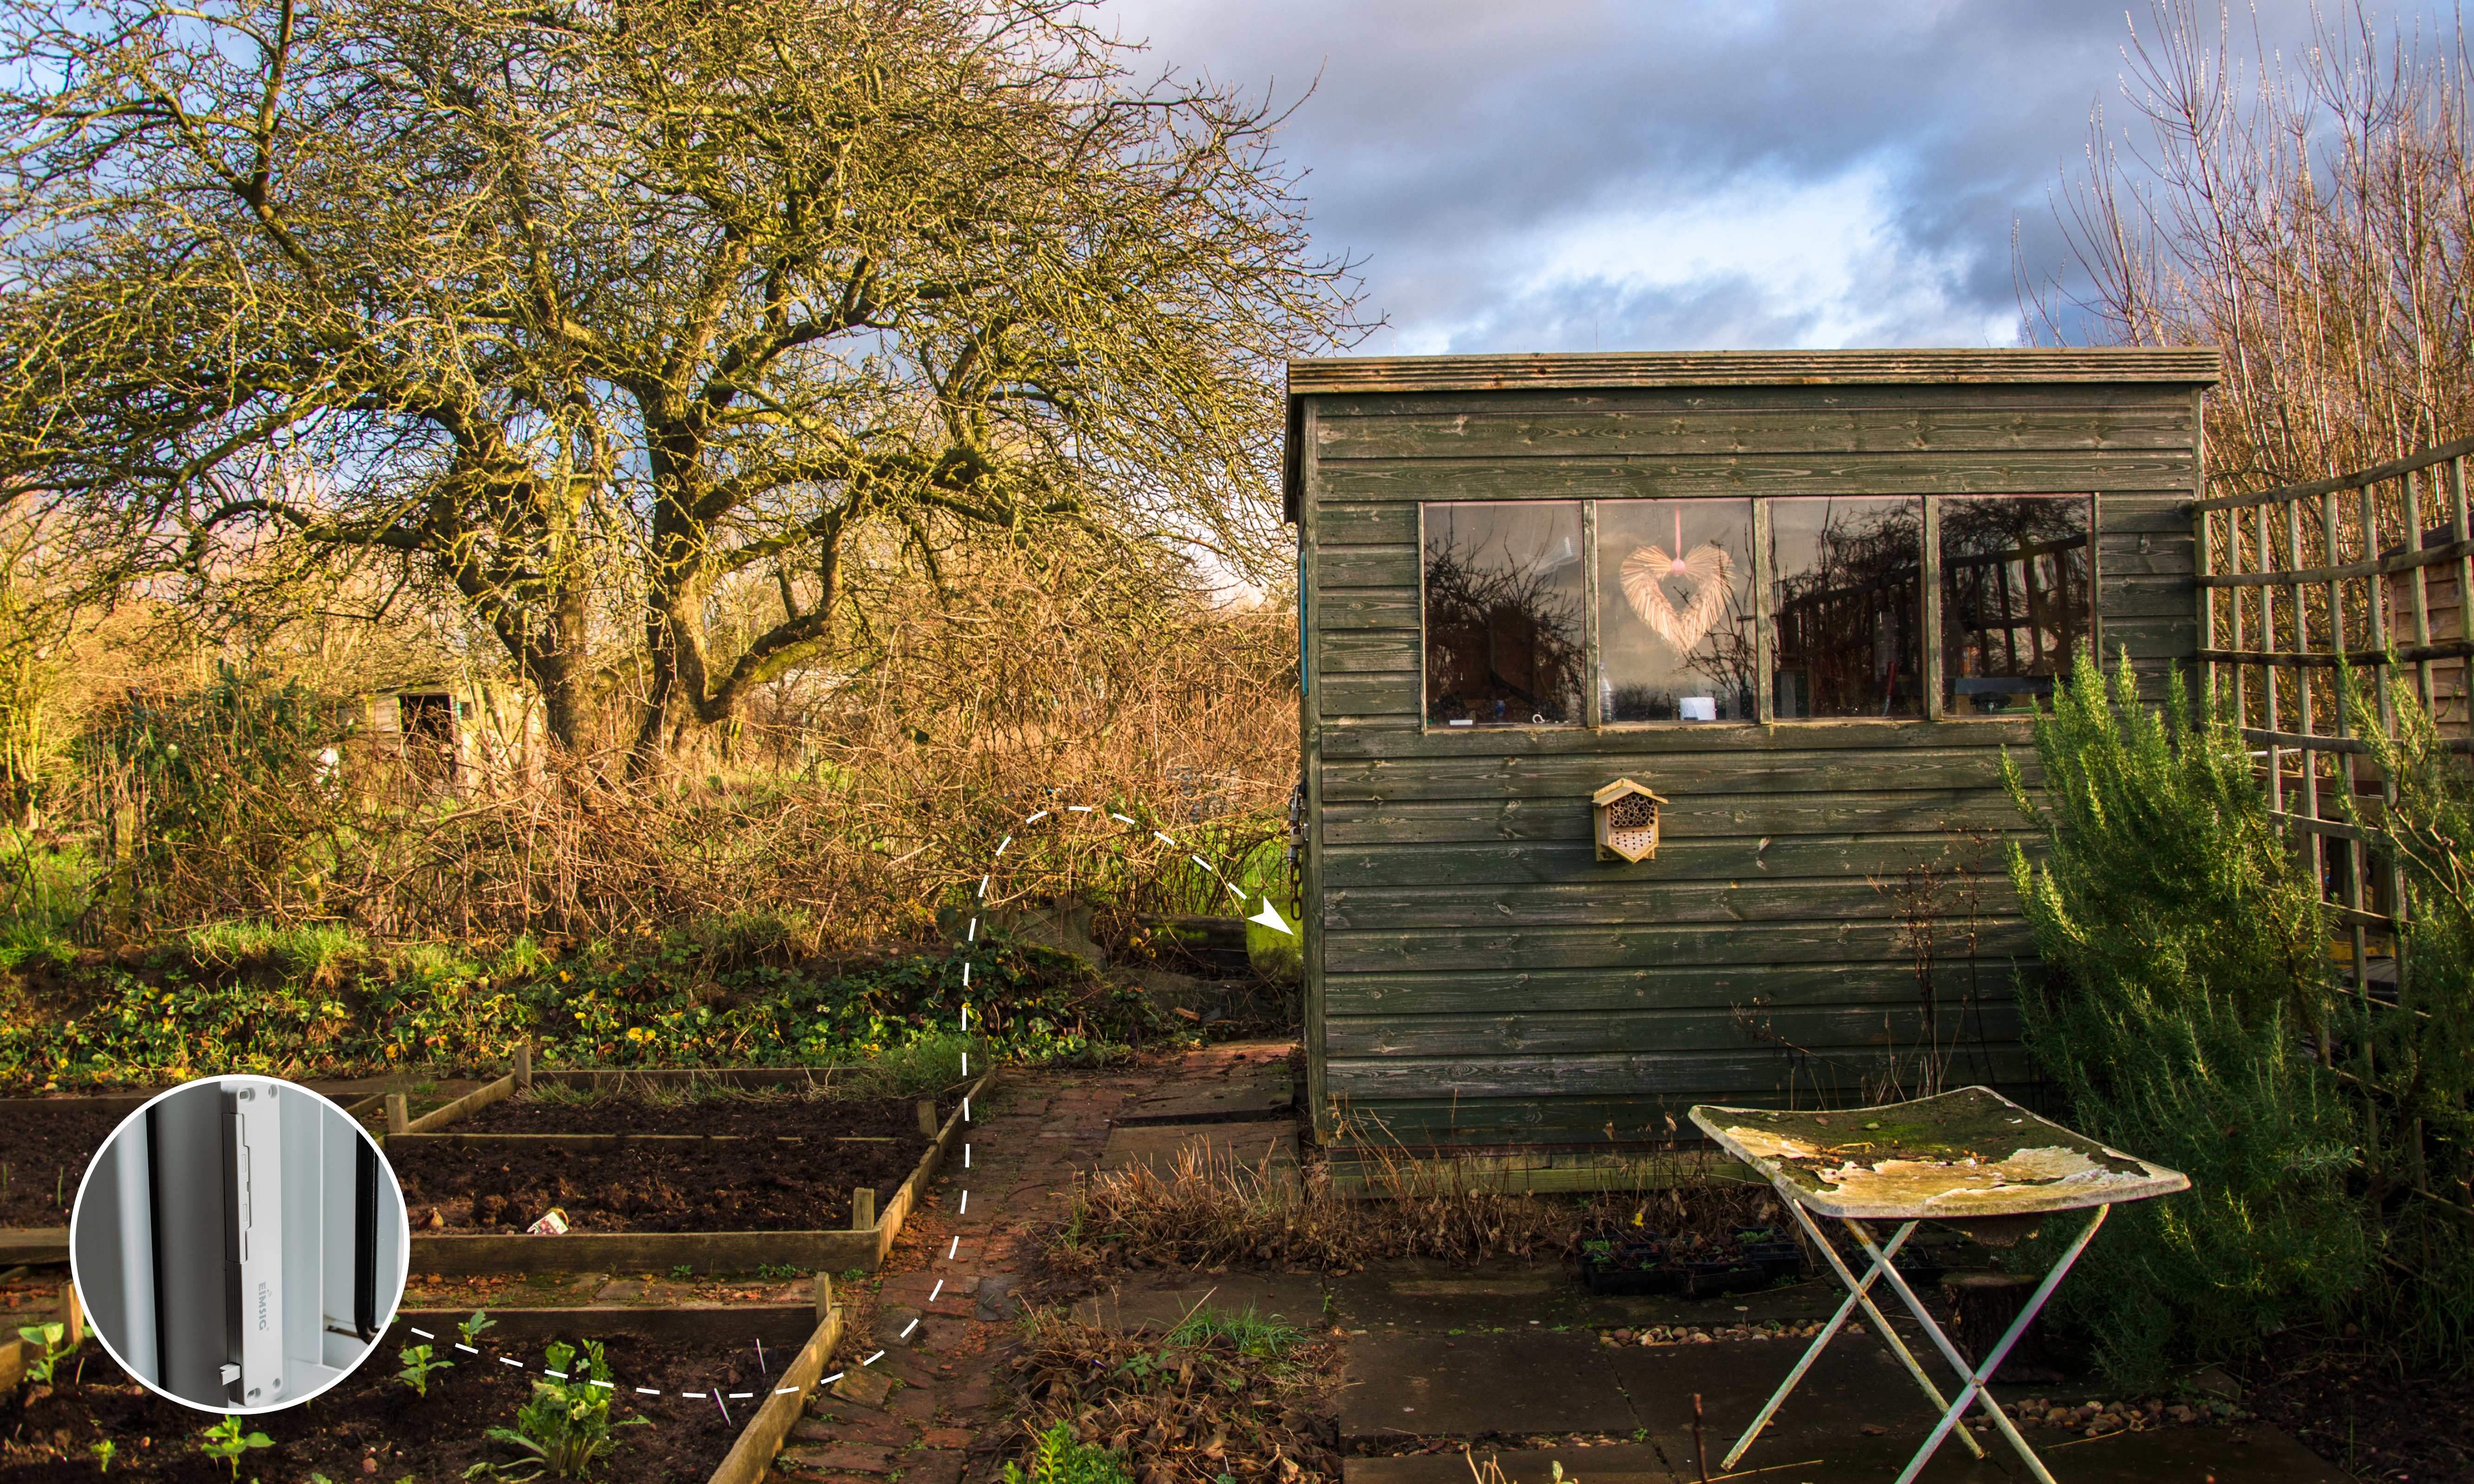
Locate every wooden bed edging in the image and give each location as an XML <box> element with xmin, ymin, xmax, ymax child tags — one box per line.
<box><xmin>400</xmin><ymin>1066</ymin><xmax>1000</xmax><ymax>1276</ymax></box>
<box><xmin>708</xmin><ymin>1282</ymin><xmax>845</xmax><ymax>1484</ymax></box>
<box><xmin>384</xmin><ymin>1302</ymin><xmax>823</xmax><ymax>1350</ymax></box>
<box><xmin>0</xmin><ymin>1229</ymin><xmax>68</xmax><ymax>1264</ymax></box>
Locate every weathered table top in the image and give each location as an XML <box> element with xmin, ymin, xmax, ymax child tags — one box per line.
<box><xmin>1688</xmin><ymin>1086</ymin><xmax>2189</xmax><ymax>1222</ymax></box>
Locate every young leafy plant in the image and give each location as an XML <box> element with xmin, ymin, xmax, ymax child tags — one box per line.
<box><xmin>1001</xmin><ymin>1421</ymin><xmax>1134</xmax><ymax>1484</ymax></box>
<box><xmin>475</xmin><ymin>1339</ymin><xmax>646</xmax><ymax>1480</ymax></box>
<box><xmin>458</xmin><ymin>1310</ymin><xmax>497</xmax><ymax>1348</ymax></box>
<box><xmin>17</xmin><ymin>1322</ymin><xmax>75</xmax><ymax>1383</ymax></box>
<box><xmin>397</xmin><ymin>1343</ymin><xmax>453</xmax><ymax>1397</ymax></box>
<box><xmin>89</xmin><ymin>1439</ymin><xmax>115</xmax><ymax>1472</ymax></box>
<box><xmin>196</xmin><ymin>1415</ymin><xmax>272</xmax><ymax>1479</ymax></box>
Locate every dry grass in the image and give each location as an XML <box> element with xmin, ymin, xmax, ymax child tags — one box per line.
<box><xmin>1039</xmin><ymin>1113</ymin><xmax>1787</xmax><ymax>1280</ymax></box>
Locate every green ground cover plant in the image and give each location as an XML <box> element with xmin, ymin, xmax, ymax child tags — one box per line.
<box><xmin>2003</xmin><ymin>649</ymin><xmax>2472</xmax><ymax>1382</ymax></box>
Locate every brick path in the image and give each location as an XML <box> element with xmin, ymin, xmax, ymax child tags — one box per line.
<box><xmin>774</xmin><ymin>1039</ymin><xmax>1295</xmax><ymax>1484</ymax></box>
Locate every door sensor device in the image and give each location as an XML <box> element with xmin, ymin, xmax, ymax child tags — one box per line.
<box><xmin>70</xmin><ymin>1075</ymin><xmax>411</xmax><ymax>1413</ymax></box>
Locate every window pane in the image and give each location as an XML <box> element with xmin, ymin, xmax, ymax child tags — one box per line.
<box><xmin>1597</xmin><ymin>499</ymin><xmax>1755</xmax><ymax>722</ymax></box>
<box><xmin>1770</xmin><ymin>497</ymin><xmax>1924</xmax><ymax>719</ymax></box>
<box><xmin>1422</xmin><ymin>501</ymin><xmax>1585</xmax><ymax>726</ymax></box>
<box><xmin>1941</xmin><ymin>496</ymin><xmax>2093</xmax><ymax>714</ymax></box>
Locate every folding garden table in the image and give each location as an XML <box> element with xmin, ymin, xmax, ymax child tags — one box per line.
<box><xmin>1689</xmin><ymin>1087</ymin><xmax>2189</xmax><ymax>1484</ymax></box>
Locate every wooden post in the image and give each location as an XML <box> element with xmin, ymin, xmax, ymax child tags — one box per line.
<box><xmin>814</xmin><ymin>1272</ymin><xmax>835</xmax><ymax>1325</ymax></box>
<box><xmin>850</xmin><ymin>1187</ymin><xmax>874</xmax><ymax>1233</ymax></box>
<box><xmin>916</xmin><ymin>1099</ymin><xmax>938</xmax><ymax>1137</ymax></box>
<box><xmin>514</xmin><ymin>1043</ymin><xmax>533</xmax><ymax>1090</ymax></box>
<box><xmin>59</xmin><ymin>1280</ymin><xmax>81</xmax><ymax>1345</ymax></box>
<box><xmin>386</xmin><ymin>1094</ymin><xmax>409</xmax><ymax>1137</ymax></box>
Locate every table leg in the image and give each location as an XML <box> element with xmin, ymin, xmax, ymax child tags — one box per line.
<box><xmin>1719</xmin><ymin>1215</ymin><xmax>1921</xmax><ymax>1469</ymax></box>
<box><xmin>1864</xmin><ymin>1205</ymin><xmax>2110</xmax><ymax>1484</ymax></box>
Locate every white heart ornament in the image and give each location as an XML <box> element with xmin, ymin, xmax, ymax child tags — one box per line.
<box><xmin>1621</xmin><ymin>541</ymin><xmax>1734</xmax><ymax>652</ymax></box>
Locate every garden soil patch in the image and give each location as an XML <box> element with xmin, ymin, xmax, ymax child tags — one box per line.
<box><xmin>0</xmin><ymin>1108</ymin><xmax>120</xmax><ymax>1228</ymax></box>
<box><xmin>455</xmin><ymin>1088</ymin><xmax>952</xmax><ymax>1138</ymax></box>
<box><xmin>390</xmin><ymin>1094</ymin><xmax>942</xmax><ymax>1232</ymax></box>
<box><xmin>2237</xmin><ymin>1339</ymin><xmax>2473</xmax><ymax>1483</ymax></box>
<box><xmin>0</xmin><ymin>1332</ymin><xmax>756</xmax><ymax>1482</ymax></box>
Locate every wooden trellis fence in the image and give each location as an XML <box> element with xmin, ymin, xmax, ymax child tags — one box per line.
<box><xmin>2192</xmin><ymin>434</ymin><xmax>2474</xmax><ymax>1005</ymax></box>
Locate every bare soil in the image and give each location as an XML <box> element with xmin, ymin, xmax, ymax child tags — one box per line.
<box><xmin>0</xmin><ymin>1108</ymin><xmax>120</xmax><ymax>1228</ymax></box>
<box><xmin>2236</xmin><ymin>1337</ymin><xmax>2473</xmax><ymax>1483</ymax></box>
<box><xmin>389</xmin><ymin>1093</ymin><xmax>943</xmax><ymax>1233</ymax></box>
<box><xmin>0</xmin><ymin>1332</ymin><xmax>757</xmax><ymax>1482</ymax></box>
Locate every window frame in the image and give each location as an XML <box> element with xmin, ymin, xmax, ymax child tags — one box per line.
<box><xmin>1414</xmin><ymin>493</ymin><xmax>2099</xmax><ymax>732</ymax></box>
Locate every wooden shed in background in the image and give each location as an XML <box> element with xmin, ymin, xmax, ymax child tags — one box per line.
<box><xmin>1284</xmin><ymin>348</ymin><xmax>2221</xmax><ymax>1188</ymax></box>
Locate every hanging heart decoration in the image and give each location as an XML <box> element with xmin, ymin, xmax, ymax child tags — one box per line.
<box><xmin>1620</xmin><ymin>540</ymin><xmax>1734</xmax><ymax>653</ymax></box>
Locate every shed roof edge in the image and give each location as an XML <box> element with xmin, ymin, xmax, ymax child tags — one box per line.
<box><xmin>1284</xmin><ymin>347</ymin><xmax>2222</xmax><ymax>396</ymax></box>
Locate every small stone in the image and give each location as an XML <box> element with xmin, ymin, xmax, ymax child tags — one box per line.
<box><xmin>829</xmin><ymin>1368</ymin><xmax>896</xmax><ymax>1408</ymax></box>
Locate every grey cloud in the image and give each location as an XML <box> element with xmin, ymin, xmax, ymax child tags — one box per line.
<box><xmin>1105</xmin><ymin>0</ymin><xmax>2427</xmax><ymax>353</ymax></box>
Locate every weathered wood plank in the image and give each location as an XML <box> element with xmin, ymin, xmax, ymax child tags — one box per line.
<box><xmin>1316</xmin><ymin>406</ymin><xmax>2196</xmax><ymax>461</ymax></box>
<box><xmin>385</xmin><ymin>1305</ymin><xmax>822</xmax><ymax>1350</ymax></box>
<box><xmin>1310</xmin><ymin>380</ymin><xmax>2209</xmax><ymax>420</ymax></box>
<box><xmin>1321</xmin><ymin>1085</ymin><xmax>2051</xmax><ymax>1149</ymax></box>
<box><xmin>1319</xmin><ymin>748</ymin><xmax>2031</xmax><ymax>802</ymax></box>
<box><xmin>2095</xmin><ymin>499</ymin><xmax>2200</xmax><ymax>536</ymax></box>
<box><xmin>1316</xmin><ymin>718</ymin><xmax>2037</xmax><ymax>758</ymax></box>
<box><xmin>1315</xmin><ymin>544</ymin><xmax>1419</xmax><ymax>588</ymax></box>
<box><xmin>1316</xmin><ymin>629</ymin><xmax>1421</xmax><ymax>674</ymax></box>
<box><xmin>1317</xmin><ymin>454</ymin><xmax>2198</xmax><ymax>503</ymax></box>
<box><xmin>2097</xmin><ymin>577</ymin><xmax>2201</xmax><ymax>620</ymax></box>
<box><xmin>1323</xmin><ymin>876</ymin><xmax>2021</xmax><ymax>929</ymax></box>
<box><xmin>1323</xmin><ymin>961</ymin><xmax>2039</xmax><ymax>1016</ymax></box>
<box><xmin>1314</xmin><ymin>588</ymin><xmax>1424</xmax><ymax>629</ymax></box>
<box><xmin>405</xmin><ymin>1071</ymin><xmax>518</xmax><ymax>1134</ymax></box>
<box><xmin>1315</xmin><ymin>673</ymin><xmax>1421</xmax><ymax>718</ymax></box>
<box><xmin>708</xmin><ymin>1300</ymin><xmax>845</xmax><ymax>1484</ymax></box>
<box><xmin>1324</xmin><ymin>1002</ymin><xmax>2026</xmax><ymax>1058</ymax></box>
<box><xmin>1324</xmin><ymin>918</ymin><xmax>2034</xmax><ymax>972</ymax></box>
<box><xmin>1322</xmin><ymin>1048</ymin><xmax>2042</xmax><ymax>1100</ymax></box>
<box><xmin>1317</xmin><ymin>832</ymin><xmax>2039</xmax><ymax>886</ymax></box>
<box><xmin>408</xmin><ymin>1228</ymin><xmax>879</xmax><ymax>1277</ymax></box>
<box><xmin>1318</xmin><ymin>789</ymin><xmax>2033</xmax><ymax>845</ymax></box>
<box><xmin>1316</xmin><ymin>503</ymin><xmax>1420</xmax><ymax>544</ymax></box>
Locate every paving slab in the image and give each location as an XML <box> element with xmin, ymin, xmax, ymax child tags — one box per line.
<box><xmin>1098</xmin><ymin>1121</ymin><xmax>1300</xmax><ymax>1176</ymax></box>
<box><xmin>1337</xmin><ymin>1331</ymin><xmax>1640</xmax><ymax>1442</ymax></box>
<box><xmin>1343</xmin><ymin>1429</ymin><xmax>2345</xmax><ymax>1484</ymax></box>
<box><xmin>1114</xmin><ymin>1067</ymin><xmax>1294</xmax><ymax>1126</ymax></box>
<box><xmin>1067</xmin><ymin>1273</ymin><xmax>1326</xmax><ymax>1334</ymax></box>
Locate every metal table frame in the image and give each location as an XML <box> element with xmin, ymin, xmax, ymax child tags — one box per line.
<box><xmin>1723</xmin><ymin>1199</ymin><xmax>2110</xmax><ymax>1484</ymax></box>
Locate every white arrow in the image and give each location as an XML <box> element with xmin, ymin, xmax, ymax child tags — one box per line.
<box><xmin>1247</xmin><ymin>896</ymin><xmax>1297</xmax><ymax>938</ymax></box>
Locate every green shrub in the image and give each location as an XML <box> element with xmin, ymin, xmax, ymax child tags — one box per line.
<box><xmin>2004</xmin><ymin>650</ymin><xmax>2368</xmax><ymax>1383</ymax></box>
<box><xmin>1002</xmin><ymin>1421</ymin><xmax>1134</xmax><ymax>1484</ymax></box>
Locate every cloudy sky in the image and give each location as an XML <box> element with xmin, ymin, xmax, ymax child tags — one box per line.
<box><xmin>1103</xmin><ymin>0</ymin><xmax>2460</xmax><ymax>356</ymax></box>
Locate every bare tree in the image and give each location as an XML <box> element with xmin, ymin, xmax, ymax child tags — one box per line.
<box><xmin>2031</xmin><ymin>0</ymin><xmax>2474</xmax><ymax>489</ymax></box>
<box><xmin>0</xmin><ymin>0</ymin><xmax>1365</xmax><ymax>768</ymax></box>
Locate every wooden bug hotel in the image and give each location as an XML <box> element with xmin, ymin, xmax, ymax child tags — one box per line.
<box><xmin>1282</xmin><ymin>348</ymin><xmax>2223</xmax><ymax>1188</ymax></box>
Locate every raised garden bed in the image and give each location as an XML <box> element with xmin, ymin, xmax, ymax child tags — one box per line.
<box><xmin>392</xmin><ymin>1059</ymin><xmax>996</xmax><ymax>1276</ymax></box>
<box><xmin>0</xmin><ymin>1082</ymin><xmax>388</xmax><ymax>1264</ymax></box>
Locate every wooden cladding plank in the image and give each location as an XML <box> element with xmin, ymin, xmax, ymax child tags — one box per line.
<box><xmin>1316</xmin><ymin>503</ymin><xmax>1420</xmax><ymax>544</ymax></box>
<box><xmin>1315</xmin><ymin>544</ymin><xmax>1419</xmax><ymax>588</ymax></box>
<box><xmin>1324</xmin><ymin>961</ymin><xmax>2039</xmax><ymax>1017</ymax></box>
<box><xmin>1324</xmin><ymin>1002</ymin><xmax>2026</xmax><ymax>1059</ymax></box>
<box><xmin>1319</xmin><ymin>747</ymin><xmax>2028</xmax><ymax>802</ymax></box>
<box><xmin>1317</xmin><ymin>629</ymin><xmax>1421</xmax><ymax>674</ymax></box>
<box><xmin>1322</xmin><ymin>1047</ymin><xmax>2040</xmax><ymax>1100</ymax></box>
<box><xmin>1322</xmin><ymin>877</ymin><xmax>2016</xmax><ymax>929</ymax></box>
<box><xmin>1317</xmin><ymin>718</ymin><xmax>2036</xmax><ymax>758</ymax></box>
<box><xmin>1317</xmin><ymin>454</ymin><xmax>2197</xmax><ymax>503</ymax></box>
<box><xmin>1324</xmin><ymin>918</ymin><xmax>2034</xmax><ymax>972</ymax></box>
<box><xmin>1289</xmin><ymin>349</ymin><xmax>2222</xmax><ymax>397</ymax></box>
<box><xmin>2095</xmin><ymin>498</ymin><xmax>2199</xmax><ymax>536</ymax></box>
<box><xmin>1318</xmin><ymin>789</ymin><xmax>2031</xmax><ymax>845</ymax></box>
<box><xmin>1316</xmin><ymin>672</ymin><xmax>1420</xmax><ymax>718</ymax></box>
<box><xmin>1312</xmin><ymin>383</ymin><xmax>2208</xmax><ymax>421</ymax></box>
<box><xmin>1323</xmin><ymin>1087</ymin><xmax>2050</xmax><ymax>1148</ymax></box>
<box><xmin>1315</xmin><ymin>406</ymin><xmax>2196</xmax><ymax>461</ymax></box>
<box><xmin>2098</xmin><ymin>576</ymin><xmax>2201</xmax><ymax>620</ymax></box>
<box><xmin>1314</xmin><ymin>588</ymin><xmax>1424</xmax><ymax>630</ymax></box>
<box><xmin>1320</xmin><ymin>832</ymin><xmax>2036</xmax><ymax>886</ymax></box>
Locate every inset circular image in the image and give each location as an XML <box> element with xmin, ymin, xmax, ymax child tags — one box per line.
<box><xmin>68</xmin><ymin>1076</ymin><xmax>410</xmax><ymax>1414</ymax></box>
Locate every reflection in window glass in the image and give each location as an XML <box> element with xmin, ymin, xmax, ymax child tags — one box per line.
<box><xmin>1422</xmin><ymin>502</ymin><xmax>1585</xmax><ymax>726</ymax></box>
<box><xmin>1770</xmin><ymin>498</ymin><xmax>1924</xmax><ymax>718</ymax></box>
<box><xmin>1941</xmin><ymin>496</ymin><xmax>2093</xmax><ymax>714</ymax></box>
<box><xmin>1597</xmin><ymin>499</ymin><xmax>1754</xmax><ymax>722</ymax></box>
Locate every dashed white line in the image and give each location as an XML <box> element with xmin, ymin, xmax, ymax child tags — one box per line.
<box><xmin>958</xmin><ymin>1190</ymin><xmax>969</xmax><ymax>1215</ymax></box>
<box><xmin>776</xmin><ymin>1386</ymin><xmax>800</xmax><ymax>1394</ymax></box>
<box><xmin>729</xmin><ymin>1392</ymin><xmax>754</xmax><ymax>1400</ymax></box>
<box><xmin>1068</xmin><ymin>805</ymin><xmax>1091</xmax><ymax>812</ymax></box>
<box><xmin>862</xmin><ymin>1350</ymin><xmax>886</xmax><ymax>1366</ymax></box>
<box><xmin>1110</xmin><ymin>812</ymin><xmax>1136</xmax><ymax>825</ymax></box>
<box><xmin>948</xmin><ymin>1236</ymin><xmax>960</xmax><ymax>1259</ymax></box>
<box><xmin>409</xmin><ymin>1328</ymin><xmax>434</xmax><ymax>1340</ymax></box>
<box><xmin>1022</xmin><ymin>812</ymin><xmax>1048</xmax><ymax>824</ymax></box>
<box><xmin>822</xmin><ymin>1372</ymin><xmax>845</xmax><ymax>1384</ymax></box>
<box><xmin>684</xmin><ymin>1391</ymin><xmax>705</xmax><ymax>1399</ymax></box>
<box><xmin>964</xmin><ymin>1144</ymin><xmax>970</xmax><ymax>1168</ymax></box>
<box><xmin>545</xmin><ymin>1370</ymin><xmax>568</xmax><ymax>1379</ymax></box>
<box><xmin>637</xmin><ymin>1387</ymin><xmax>662</xmax><ymax>1395</ymax></box>
<box><xmin>590</xmin><ymin>1380</ymin><xmax>614</xmax><ymax>1389</ymax></box>
<box><xmin>455</xmin><ymin>1344</ymin><xmax>479</xmax><ymax>1354</ymax></box>
<box><xmin>1192</xmin><ymin>855</ymin><xmax>1216</xmax><ymax>873</ymax></box>
<box><xmin>499</xmin><ymin>1356</ymin><xmax>524</xmax><ymax>1367</ymax></box>
<box><xmin>1153</xmin><ymin>831</ymin><xmax>1176</xmax><ymax>845</ymax></box>
<box><xmin>929</xmin><ymin>1279</ymin><xmax>945</xmax><ymax>1301</ymax></box>
<box><xmin>900</xmin><ymin>1318</ymin><xmax>920</xmax><ymax>1338</ymax></box>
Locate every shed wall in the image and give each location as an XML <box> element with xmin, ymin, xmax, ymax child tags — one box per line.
<box><xmin>1297</xmin><ymin>375</ymin><xmax>2206</xmax><ymax>1156</ymax></box>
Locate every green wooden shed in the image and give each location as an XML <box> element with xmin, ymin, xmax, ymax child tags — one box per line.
<box><xmin>1283</xmin><ymin>348</ymin><xmax>2222</xmax><ymax>1188</ymax></box>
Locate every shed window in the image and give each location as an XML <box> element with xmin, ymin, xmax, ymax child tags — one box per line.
<box><xmin>1770</xmin><ymin>498</ymin><xmax>1924</xmax><ymax>719</ymax></box>
<box><xmin>1597</xmin><ymin>499</ymin><xmax>1754</xmax><ymax>722</ymax></box>
<box><xmin>1940</xmin><ymin>496</ymin><xmax>2094</xmax><ymax>714</ymax></box>
<box><xmin>1422</xmin><ymin>501</ymin><xmax>1585</xmax><ymax>726</ymax></box>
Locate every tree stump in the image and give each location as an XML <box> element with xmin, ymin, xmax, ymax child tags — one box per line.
<box><xmin>1945</xmin><ymin>1272</ymin><xmax>2046</xmax><ymax>1379</ymax></box>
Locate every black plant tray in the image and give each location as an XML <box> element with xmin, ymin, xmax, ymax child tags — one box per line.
<box><xmin>1687</xmin><ymin>1261</ymin><xmax>1769</xmax><ymax>1298</ymax></box>
<box><xmin>1581</xmin><ymin>1259</ymin><xmax>1687</xmax><ymax>1295</ymax></box>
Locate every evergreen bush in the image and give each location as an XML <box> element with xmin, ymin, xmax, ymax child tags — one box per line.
<box><xmin>2002</xmin><ymin>650</ymin><xmax>2368</xmax><ymax>1382</ymax></box>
